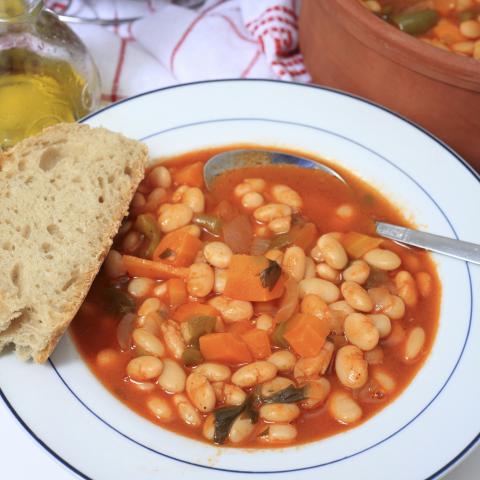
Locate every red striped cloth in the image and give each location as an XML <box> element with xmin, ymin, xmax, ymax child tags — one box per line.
<box><xmin>46</xmin><ymin>0</ymin><xmax>310</xmax><ymax>102</ymax></box>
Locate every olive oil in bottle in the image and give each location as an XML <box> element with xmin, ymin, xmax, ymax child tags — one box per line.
<box><xmin>0</xmin><ymin>49</ymin><xmax>89</xmax><ymax>149</ymax></box>
<box><xmin>0</xmin><ymin>0</ymin><xmax>100</xmax><ymax>150</ymax></box>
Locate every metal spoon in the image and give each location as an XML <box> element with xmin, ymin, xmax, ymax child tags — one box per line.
<box><xmin>204</xmin><ymin>149</ymin><xmax>480</xmax><ymax>265</ymax></box>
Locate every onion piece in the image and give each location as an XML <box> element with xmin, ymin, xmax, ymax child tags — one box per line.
<box><xmin>117</xmin><ymin>313</ymin><xmax>136</xmax><ymax>351</ymax></box>
<box><xmin>222</xmin><ymin>215</ymin><xmax>253</xmax><ymax>254</ymax></box>
<box><xmin>274</xmin><ymin>276</ymin><xmax>299</xmax><ymax>324</ymax></box>
<box><xmin>250</xmin><ymin>237</ymin><xmax>271</xmax><ymax>256</ymax></box>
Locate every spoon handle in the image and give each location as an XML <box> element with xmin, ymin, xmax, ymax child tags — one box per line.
<box><xmin>375</xmin><ymin>222</ymin><xmax>480</xmax><ymax>265</ymax></box>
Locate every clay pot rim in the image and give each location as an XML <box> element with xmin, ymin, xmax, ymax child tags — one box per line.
<box><xmin>333</xmin><ymin>0</ymin><xmax>480</xmax><ymax>91</ymax></box>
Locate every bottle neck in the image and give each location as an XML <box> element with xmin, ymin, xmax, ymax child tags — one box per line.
<box><xmin>0</xmin><ymin>0</ymin><xmax>43</xmax><ymax>23</ymax></box>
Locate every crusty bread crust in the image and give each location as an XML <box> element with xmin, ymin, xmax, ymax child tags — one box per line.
<box><xmin>0</xmin><ymin>123</ymin><xmax>147</xmax><ymax>362</ymax></box>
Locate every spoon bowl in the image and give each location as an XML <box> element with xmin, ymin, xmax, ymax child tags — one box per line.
<box><xmin>204</xmin><ymin>149</ymin><xmax>480</xmax><ymax>265</ymax></box>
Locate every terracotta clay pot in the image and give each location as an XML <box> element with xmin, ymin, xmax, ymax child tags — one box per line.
<box><xmin>299</xmin><ymin>0</ymin><xmax>480</xmax><ymax>170</ymax></box>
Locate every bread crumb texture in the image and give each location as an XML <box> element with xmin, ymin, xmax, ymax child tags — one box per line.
<box><xmin>0</xmin><ymin>123</ymin><xmax>147</xmax><ymax>362</ymax></box>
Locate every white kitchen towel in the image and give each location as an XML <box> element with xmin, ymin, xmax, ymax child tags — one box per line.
<box><xmin>46</xmin><ymin>0</ymin><xmax>310</xmax><ymax>102</ymax></box>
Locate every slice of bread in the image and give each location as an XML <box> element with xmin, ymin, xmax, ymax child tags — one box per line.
<box><xmin>0</xmin><ymin>123</ymin><xmax>147</xmax><ymax>362</ymax></box>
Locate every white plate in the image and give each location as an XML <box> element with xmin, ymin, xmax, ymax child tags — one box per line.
<box><xmin>1</xmin><ymin>80</ymin><xmax>479</xmax><ymax>480</ymax></box>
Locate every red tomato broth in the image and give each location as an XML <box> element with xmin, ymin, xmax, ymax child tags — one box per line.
<box><xmin>70</xmin><ymin>146</ymin><xmax>440</xmax><ymax>448</ymax></box>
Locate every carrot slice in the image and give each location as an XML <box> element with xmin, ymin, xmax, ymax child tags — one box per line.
<box><xmin>173</xmin><ymin>303</ymin><xmax>219</xmax><ymax>322</ymax></box>
<box><xmin>228</xmin><ymin>320</ymin><xmax>254</xmax><ymax>336</ymax></box>
<box><xmin>341</xmin><ymin>232</ymin><xmax>383</xmax><ymax>259</ymax></box>
<box><xmin>123</xmin><ymin>255</ymin><xmax>189</xmax><ymax>279</ymax></box>
<box><xmin>153</xmin><ymin>230</ymin><xmax>202</xmax><ymax>267</ymax></box>
<box><xmin>283</xmin><ymin>313</ymin><xmax>330</xmax><ymax>358</ymax></box>
<box><xmin>223</xmin><ymin>255</ymin><xmax>285</xmax><ymax>302</ymax></box>
<box><xmin>173</xmin><ymin>161</ymin><xmax>204</xmax><ymax>188</ymax></box>
<box><xmin>433</xmin><ymin>0</ymin><xmax>455</xmax><ymax>16</ymax></box>
<box><xmin>292</xmin><ymin>222</ymin><xmax>318</xmax><ymax>251</ymax></box>
<box><xmin>167</xmin><ymin>278</ymin><xmax>188</xmax><ymax>307</ymax></box>
<box><xmin>241</xmin><ymin>329</ymin><xmax>272</xmax><ymax>359</ymax></box>
<box><xmin>199</xmin><ymin>333</ymin><xmax>252</xmax><ymax>364</ymax></box>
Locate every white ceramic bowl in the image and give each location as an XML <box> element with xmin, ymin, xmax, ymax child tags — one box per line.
<box><xmin>1</xmin><ymin>80</ymin><xmax>479</xmax><ymax>480</ymax></box>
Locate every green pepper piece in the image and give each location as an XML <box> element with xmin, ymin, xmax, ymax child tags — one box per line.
<box><xmin>391</xmin><ymin>10</ymin><xmax>439</xmax><ymax>36</ymax></box>
<box><xmin>187</xmin><ymin>315</ymin><xmax>217</xmax><ymax>346</ymax></box>
<box><xmin>193</xmin><ymin>214</ymin><xmax>223</xmax><ymax>235</ymax></box>
<box><xmin>134</xmin><ymin>213</ymin><xmax>161</xmax><ymax>259</ymax></box>
<box><xmin>182</xmin><ymin>347</ymin><xmax>204</xmax><ymax>366</ymax></box>
<box><xmin>104</xmin><ymin>287</ymin><xmax>136</xmax><ymax>315</ymax></box>
<box><xmin>272</xmin><ymin>321</ymin><xmax>289</xmax><ymax>348</ymax></box>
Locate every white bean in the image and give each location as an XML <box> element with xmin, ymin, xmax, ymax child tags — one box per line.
<box><xmin>317</xmin><ymin>234</ymin><xmax>348</xmax><ymax>270</ymax></box>
<box><xmin>204</xmin><ymin>242</ymin><xmax>233</xmax><ymax>269</ymax></box>
<box><xmin>367</xmin><ymin>314</ymin><xmax>391</xmax><ymax>338</ymax></box>
<box><xmin>404</xmin><ymin>326</ymin><xmax>425</xmax><ymax>362</ymax></box>
<box><xmin>363</xmin><ymin>248</ymin><xmax>401</xmax><ymax>271</ymax></box>
<box><xmin>194</xmin><ymin>363</ymin><xmax>231</xmax><ymax>382</ymax></box>
<box><xmin>182</xmin><ymin>187</ymin><xmax>205</xmax><ymax>213</ymax></box>
<box><xmin>271</xmin><ymin>184</ymin><xmax>303</xmax><ymax>210</ymax></box>
<box><xmin>258</xmin><ymin>424</ymin><xmax>297</xmax><ymax>443</ymax></box>
<box><xmin>127</xmin><ymin>356</ymin><xmax>164</xmax><ymax>381</ymax></box>
<box><xmin>161</xmin><ymin>320</ymin><xmax>186</xmax><ymax>359</ymax></box>
<box><xmin>172</xmin><ymin>394</ymin><xmax>202</xmax><ymax>427</ymax></box>
<box><xmin>158</xmin><ymin>204</ymin><xmax>193</xmax><ymax>233</ymax></box>
<box><xmin>259</xmin><ymin>403</ymin><xmax>300</xmax><ymax>422</ymax></box>
<box><xmin>343</xmin><ymin>260</ymin><xmax>370</xmax><ymax>285</ymax></box>
<box><xmin>301</xmin><ymin>377</ymin><xmax>331</xmax><ymax>410</ymax></box>
<box><xmin>148</xmin><ymin>166</ymin><xmax>171</xmax><ymax>188</ymax></box>
<box><xmin>335</xmin><ymin>345</ymin><xmax>368</xmax><ymax>389</ymax></box>
<box><xmin>254</xmin><ymin>203</ymin><xmax>292</xmax><ymax>223</ymax></box>
<box><xmin>147</xmin><ymin>396</ymin><xmax>175</xmax><ymax>421</ymax></box>
<box><xmin>208</xmin><ymin>296</ymin><xmax>253</xmax><ymax>323</ymax></box>
<box><xmin>294</xmin><ymin>341</ymin><xmax>334</xmax><ymax>380</ymax></box>
<box><xmin>231</xmin><ymin>361</ymin><xmax>277</xmax><ymax>387</ymax></box>
<box><xmin>299</xmin><ymin>278</ymin><xmax>340</xmax><ymax>303</ymax></box>
<box><xmin>186</xmin><ymin>372</ymin><xmax>216</xmax><ymax>413</ymax></box>
<box><xmin>261</xmin><ymin>377</ymin><xmax>294</xmax><ymax>397</ymax></box>
<box><xmin>328</xmin><ymin>391</ymin><xmax>362</xmax><ymax>424</ymax></box>
<box><xmin>229</xmin><ymin>414</ymin><xmax>255</xmax><ymax>443</ymax></box>
<box><xmin>341</xmin><ymin>281</ymin><xmax>373</xmax><ymax>312</ymax></box>
<box><xmin>282</xmin><ymin>246</ymin><xmax>306</xmax><ymax>281</ymax></box>
<box><xmin>267</xmin><ymin>350</ymin><xmax>296</xmax><ymax>372</ymax></box>
<box><xmin>157</xmin><ymin>359</ymin><xmax>186</xmax><ymax>393</ymax></box>
<box><xmin>187</xmin><ymin>263</ymin><xmax>214</xmax><ymax>297</ymax></box>
<box><xmin>241</xmin><ymin>192</ymin><xmax>264</xmax><ymax>209</ymax></box>
<box><xmin>344</xmin><ymin>312</ymin><xmax>379</xmax><ymax>351</ymax></box>
<box><xmin>132</xmin><ymin>328</ymin><xmax>165</xmax><ymax>357</ymax></box>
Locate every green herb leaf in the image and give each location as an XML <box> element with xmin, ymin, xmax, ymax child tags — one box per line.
<box><xmin>258</xmin><ymin>428</ymin><xmax>270</xmax><ymax>438</ymax></box>
<box><xmin>259</xmin><ymin>259</ymin><xmax>282</xmax><ymax>291</ymax></box>
<box><xmin>262</xmin><ymin>385</ymin><xmax>307</xmax><ymax>404</ymax></box>
<box><xmin>159</xmin><ymin>247</ymin><xmax>175</xmax><ymax>259</ymax></box>
<box><xmin>213</xmin><ymin>404</ymin><xmax>245</xmax><ymax>444</ymax></box>
<box><xmin>104</xmin><ymin>287</ymin><xmax>136</xmax><ymax>315</ymax></box>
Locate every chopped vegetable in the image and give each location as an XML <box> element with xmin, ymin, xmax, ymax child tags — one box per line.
<box><xmin>222</xmin><ymin>215</ymin><xmax>253</xmax><ymax>254</ymax></box>
<box><xmin>199</xmin><ymin>332</ymin><xmax>253</xmax><ymax>364</ymax></box>
<box><xmin>187</xmin><ymin>315</ymin><xmax>217</xmax><ymax>346</ymax></box>
<box><xmin>167</xmin><ymin>278</ymin><xmax>188</xmax><ymax>307</ymax></box>
<box><xmin>274</xmin><ymin>276</ymin><xmax>299</xmax><ymax>324</ymax></box>
<box><xmin>269</xmin><ymin>232</ymin><xmax>293</xmax><ymax>250</ymax></box>
<box><xmin>250</xmin><ymin>237</ymin><xmax>271</xmax><ymax>256</ymax></box>
<box><xmin>391</xmin><ymin>9</ymin><xmax>439</xmax><ymax>35</ymax></box>
<box><xmin>172</xmin><ymin>161</ymin><xmax>204</xmax><ymax>188</ymax></box>
<box><xmin>123</xmin><ymin>255</ymin><xmax>189</xmax><ymax>279</ymax></box>
<box><xmin>292</xmin><ymin>222</ymin><xmax>318</xmax><ymax>250</ymax></box>
<box><xmin>134</xmin><ymin>213</ymin><xmax>161</xmax><ymax>259</ymax></box>
<box><xmin>272</xmin><ymin>321</ymin><xmax>289</xmax><ymax>348</ymax></box>
<box><xmin>262</xmin><ymin>385</ymin><xmax>306</xmax><ymax>404</ymax></box>
<box><xmin>173</xmin><ymin>303</ymin><xmax>219</xmax><ymax>323</ymax></box>
<box><xmin>283</xmin><ymin>313</ymin><xmax>330</xmax><ymax>357</ymax></box>
<box><xmin>223</xmin><ymin>255</ymin><xmax>285</xmax><ymax>302</ymax></box>
<box><xmin>182</xmin><ymin>347</ymin><xmax>204</xmax><ymax>366</ymax></box>
<box><xmin>259</xmin><ymin>259</ymin><xmax>282</xmax><ymax>291</ymax></box>
<box><xmin>213</xmin><ymin>200</ymin><xmax>238</xmax><ymax>221</ymax></box>
<box><xmin>192</xmin><ymin>213</ymin><xmax>223</xmax><ymax>235</ymax></box>
<box><xmin>341</xmin><ymin>232</ymin><xmax>383</xmax><ymax>259</ymax></box>
<box><xmin>104</xmin><ymin>287</ymin><xmax>136</xmax><ymax>315</ymax></box>
<box><xmin>229</xmin><ymin>320</ymin><xmax>254</xmax><ymax>336</ymax></box>
<box><xmin>365</xmin><ymin>269</ymin><xmax>390</xmax><ymax>289</ymax></box>
<box><xmin>241</xmin><ymin>329</ymin><xmax>272</xmax><ymax>359</ymax></box>
<box><xmin>152</xmin><ymin>230</ymin><xmax>202</xmax><ymax>266</ymax></box>
<box><xmin>116</xmin><ymin>313</ymin><xmax>136</xmax><ymax>350</ymax></box>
